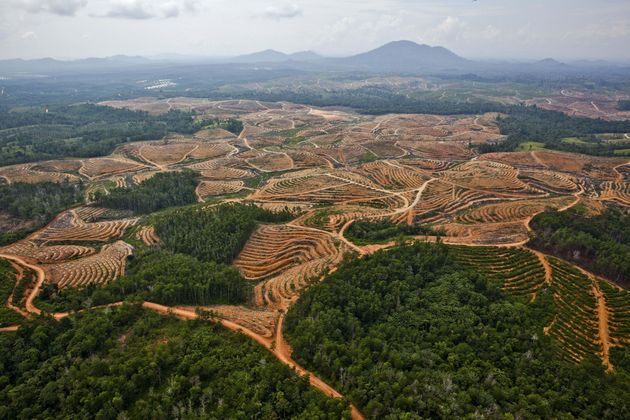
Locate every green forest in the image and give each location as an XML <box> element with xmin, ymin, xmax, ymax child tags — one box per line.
<box><xmin>0</xmin><ymin>305</ymin><xmax>348</xmax><ymax>418</ymax></box>
<box><xmin>0</xmin><ymin>180</ymin><xmax>83</xmax><ymax>221</ymax></box>
<box><xmin>285</xmin><ymin>242</ymin><xmax>630</xmax><ymax>418</ymax></box>
<box><xmin>154</xmin><ymin>203</ymin><xmax>293</xmax><ymax>264</ymax></box>
<box><xmin>479</xmin><ymin>106</ymin><xmax>630</xmax><ymax>156</ymax></box>
<box><xmin>95</xmin><ymin>170</ymin><xmax>199</xmax><ymax>214</ymax></box>
<box><xmin>529</xmin><ymin>206</ymin><xmax>630</xmax><ymax>287</ymax></box>
<box><xmin>0</xmin><ymin>181</ymin><xmax>84</xmax><ymax>245</ymax></box>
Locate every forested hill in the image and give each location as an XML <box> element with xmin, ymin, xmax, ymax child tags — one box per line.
<box><xmin>285</xmin><ymin>242</ymin><xmax>630</xmax><ymax>418</ymax></box>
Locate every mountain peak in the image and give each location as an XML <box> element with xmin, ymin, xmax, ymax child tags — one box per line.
<box><xmin>232</xmin><ymin>49</ymin><xmax>289</xmax><ymax>63</ymax></box>
<box><xmin>340</xmin><ymin>40</ymin><xmax>467</xmax><ymax>72</ymax></box>
<box><xmin>536</xmin><ymin>58</ymin><xmax>566</xmax><ymax>66</ymax></box>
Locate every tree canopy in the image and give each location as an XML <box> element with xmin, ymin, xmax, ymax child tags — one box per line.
<box><xmin>0</xmin><ymin>305</ymin><xmax>349</xmax><ymax>418</ymax></box>
<box><xmin>95</xmin><ymin>170</ymin><xmax>199</xmax><ymax>214</ymax></box>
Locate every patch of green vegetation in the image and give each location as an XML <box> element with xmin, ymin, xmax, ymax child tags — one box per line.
<box><xmin>37</xmin><ymin>248</ymin><xmax>252</xmax><ymax>311</ymax></box>
<box><xmin>613</xmin><ymin>149</ymin><xmax>630</xmax><ymax>156</ymax></box>
<box><xmin>618</xmin><ymin>100</ymin><xmax>630</xmax><ymax>111</ymax></box>
<box><xmin>0</xmin><ymin>104</ymin><xmax>212</xmax><ymax>166</ymax></box>
<box><xmin>359</xmin><ymin>150</ymin><xmax>378</xmax><ymax>163</ymax></box>
<box><xmin>95</xmin><ymin>170</ymin><xmax>198</xmax><ymax>214</ymax></box>
<box><xmin>304</xmin><ymin>207</ymin><xmax>343</xmax><ymax>229</ymax></box>
<box><xmin>516</xmin><ymin>141</ymin><xmax>546</xmax><ymax>151</ymax></box>
<box><xmin>200</xmin><ymin>118</ymin><xmax>243</xmax><ymax>135</ymax></box>
<box><xmin>283</xmin><ymin>135</ymin><xmax>306</xmax><ymax>147</ymax></box>
<box><xmin>345</xmin><ymin>219</ymin><xmax>439</xmax><ymax>245</ymax></box>
<box><xmin>561</xmin><ymin>137</ymin><xmax>588</xmax><ymax>145</ymax></box>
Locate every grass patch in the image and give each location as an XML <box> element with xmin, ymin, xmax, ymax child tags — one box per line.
<box><xmin>516</xmin><ymin>141</ymin><xmax>546</xmax><ymax>151</ymax></box>
<box><xmin>561</xmin><ymin>137</ymin><xmax>588</xmax><ymax>145</ymax></box>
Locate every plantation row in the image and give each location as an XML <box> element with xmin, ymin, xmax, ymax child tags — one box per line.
<box><xmin>599</xmin><ymin>281</ymin><xmax>630</xmax><ymax>348</ymax></box>
<box><xmin>457</xmin><ymin>196</ymin><xmax>573</xmax><ymax>225</ymax></box>
<box><xmin>0</xmin><ymin>163</ymin><xmax>79</xmax><ymax>184</ymax></box>
<box><xmin>196</xmin><ymin>180</ymin><xmax>244</xmax><ymax>201</ymax></box>
<box><xmin>0</xmin><ymin>240</ymin><xmax>95</xmax><ymax>264</ymax></box>
<box><xmin>518</xmin><ymin>170</ymin><xmax>578</xmax><ymax>193</ymax></box>
<box><xmin>34</xmin><ymin>218</ymin><xmax>138</xmax><ymax>242</ymax></box>
<box><xmin>135</xmin><ymin>226</ymin><xmax>160</xmax><ymax>246</ymax></box>
<box><xmin>450</xmin><ymin>246</ymin><xmax>546</xmax><ymax>299</ymax></box>
<box><xmin>45</xmin><ymin>241</ymin><xmax>133</xmax><ymax>288</ymax></box>
<box><xmin>599</xmin><ymin>181</ymin><xmax>630</xmax><ymax>206</ymax></box>
<box><xmin>233</xmin><ymin>224</ymin><xmax>338</xmax><ymax>280</ymax></box>
<box><xmin>358</xmin><ymin>160</ymin><xmax>430</xmax><ymax>190</ymax></box>
<box><xmin>547</xmin><ymin>257</ymin><xmax>601</xmax><ymax>363</ymax></box>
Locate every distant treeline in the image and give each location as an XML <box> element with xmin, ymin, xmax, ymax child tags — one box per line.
<box><xmin>0</xmin><ymin>104</ymin><xmax>243</xmax><ymax>166</ymax></box>
<box><xmin>210</xmin><ymin>86</ymin><xmax>509</xmax><ymax>115</ymax></box>
<box><xmin>479</xmin><ymin>106</ymin><xmax>630</xmax><ymax>156</ymax></box>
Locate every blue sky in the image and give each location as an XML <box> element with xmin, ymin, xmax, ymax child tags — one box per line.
<box><xmin>0</xmin><ymin>0</ymin><xmax>629</xmax><ymax>60</ymax></box>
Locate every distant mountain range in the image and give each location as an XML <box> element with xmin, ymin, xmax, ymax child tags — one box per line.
<box><xmin>230</xmin><ymin>41</ymin><xmax>468</xmax><ymax>71</ymax></box>
<box><xmin>232</xmin><ymin>49</ymin><xmax>323</xmax><ymax>63</ymax></box>
<box><xmin>1</xmin><ymin>40</ymin><xmax>627</xmax><ymax>76</ymax></box>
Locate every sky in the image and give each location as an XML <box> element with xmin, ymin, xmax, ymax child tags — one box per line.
<box><xmin>0</xmin><ymin>0</ymin><xmax>629</xmax><ymax>61</ymax></box>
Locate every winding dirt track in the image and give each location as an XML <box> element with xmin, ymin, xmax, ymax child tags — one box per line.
<box><xmin>0</xmin><ymin>253</ymin><xmax>45</xmax><ymax>315</ymax></box>
<box><xmin>591</xmin><ymin>282</ymin><xmax>613</xmax><ymax>372</ymax></box>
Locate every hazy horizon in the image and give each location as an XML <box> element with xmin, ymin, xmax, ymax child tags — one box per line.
<box><xmin>1</xmin><ymin>0</ymin><xmax>629</xmax><ymax>61</ymax></box>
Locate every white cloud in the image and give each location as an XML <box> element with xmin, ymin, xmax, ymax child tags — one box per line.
<box><xmin>480</xmin><ymin>25</ymin><xmax>500</xmax><ymax>40</ymax></box>
<box><xmin>12</xmin><ymin>0</ymin><xmax>87</xmax><ymax>16</ymax></box>
<box><xmin>436</xmin><ymin>16</ymin><xmax>463</xmax><ymax>36</ymax></box>
<box><xmin>260</xmin><ymin>3</ymin><xmax>302</xmax><ymax>19</ymax></box>
<box><xmin>20</xmin><ymin>31</ymin><xmax>37</xmax><ymax>40</ymax></box>
<box><xmin>103</xmin><ymin>0</ymin><xmax>198</xmax><ymax>20</ymax></box>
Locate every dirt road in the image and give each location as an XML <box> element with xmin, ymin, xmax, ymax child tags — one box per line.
<box><xmin>0</xmin><ymin>253</ymin><xmax>45</xmax><ymax>315</ymax></box>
